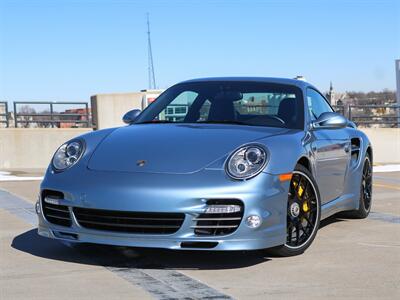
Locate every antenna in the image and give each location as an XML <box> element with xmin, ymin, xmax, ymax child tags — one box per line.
<box><xmin>147</xmin><ymin>13</ymin><xmax>156</xmax><ymax>90</ymax></box>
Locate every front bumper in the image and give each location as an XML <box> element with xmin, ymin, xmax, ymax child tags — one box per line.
<box><xmin>37</xmin><ymin>168</ymin><xmax>289</xmax><ymax>250</ymax></box>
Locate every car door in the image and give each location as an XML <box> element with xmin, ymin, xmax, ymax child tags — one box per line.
<box><xmin>307</xmin><ymin>88</ymin><xmax>350</xmax><ymax>204</ymax></box>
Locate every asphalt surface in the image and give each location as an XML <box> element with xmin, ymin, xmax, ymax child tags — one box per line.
<box><xmin>0</xmin><ymin>171</ymin><xmax>399</xmax><ymax>299</ymax></box>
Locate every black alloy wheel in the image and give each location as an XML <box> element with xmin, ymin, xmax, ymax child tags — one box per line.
<box><xmin>361</xmin><ymin>156</ymin><xmax>372</xmax><ymax>212</ymax></box>
<box><xmin>285</xmin><ymin>170</ymin><xmax>319</xmax><ymax>249</ymax></box>
<box><xmin>342</xmin><ymin>155</ymin><xmax>373</xmax><ymax>219</ymax></box>
<box><xmin>266</xmin><ymin>164</ymin><xmax>321</xmax><ymax>257</ymax></box>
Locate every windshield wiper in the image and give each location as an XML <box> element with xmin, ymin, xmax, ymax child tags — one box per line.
<box><xmin>135</xmin><ymin>120</ymin><xmax>254</xmax><ymax>126</ymax></box>
<box><xmin>197</xmin><ymin>120</ymin><xmax>254</xmax><ymax>126</ymax></box>
<box><xmin>135</xmin><ymin>120</ymin><xmax>175</xmax><ymax>124</ymax></box>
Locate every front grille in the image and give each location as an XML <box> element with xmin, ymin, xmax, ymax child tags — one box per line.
<box><xmin>73</xmin><ymin>207</ymin><xmax>185</xmax><ymax>234</ymax></box>
<box><xmin>42</xmin><ymin>201</ymin><xmax>72</xmax><ymax>227</ymax></box>
<box><xmin>193</xmin><ymin>200</ymin><xmax>244</xmax><ymax>236</ymax></box>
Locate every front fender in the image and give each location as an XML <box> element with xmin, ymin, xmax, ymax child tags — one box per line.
<box><xmin>260</xmin><ymin>130</ymin><xmax>308</xmax><ymax>175</ymax></box>
<box><xmin>41</xmin><ymin>127</ymin><xmax>119</xmax><ymax>187</ymax></box>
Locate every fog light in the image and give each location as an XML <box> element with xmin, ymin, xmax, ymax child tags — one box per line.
<box><xmin>35</xmin><ymin>201</ymin><xmax>41</xmax><ymax>214</ymax></box>
<box><xmin>245</xmin><ymin>215</ymin><xmax>262</xmax><ymax>228</ymax></box>
<box><xmin>205</xmin><ymin>205</ymin><xmax>241</xmax><ymax>214</ymax></box>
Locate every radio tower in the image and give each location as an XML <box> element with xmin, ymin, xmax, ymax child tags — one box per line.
<box><xmin>147</xmin><ymin>13</ymin><xmax>156</xmax><ymax>89</ymax></box>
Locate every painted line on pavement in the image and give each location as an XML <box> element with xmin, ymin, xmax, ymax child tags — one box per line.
<box><xmin>0</xmin><ymin>189</ymin><xmax>233</xmax><ymax>300</ymax></box>
<box><xmin>0</xmin><ymin>189</ymin><xmax>37</xmax><ymax>226</ymax></box>
<box><xmin>0</xmin><ymin>171</ymin><xmax>43</xmax><ymax>182</ymax></box>
<box><xmin>358</xmin><ymin>242</ymin><xmax>400</xmax><ymax>248</ymax></box>
<box><xmin>373</xmin><ymin>175</ymin><xmax>400</xmax><ymax>184</ymax></box>
<box><xmin>373</xmin><ymin>165</ymin><xmax>400</xmax><ymax>173</ymax></box>
<box><xmin>369</xmin><ymin>212</ymin><xmax>400</xmax><ymax>224</ymax></box>
<box><xmin>373</xmin><ymin>183</ymin><xmax>400</xmax><ymax>191</ymax></box>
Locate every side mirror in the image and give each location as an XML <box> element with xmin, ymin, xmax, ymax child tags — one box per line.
<box><xmin>347</xmin><ymin>120</ymin><xmax>357</xmax><ymax>129</ymax></box>
<box><xmin>312</xmin><ymin>112</ymin><xmax>348</xmax><ymax>129</ymax></box>
<box><xmin>122</xmin><ymin>109</ymin><xmax>141</xmax><ymax>124</ymax></box>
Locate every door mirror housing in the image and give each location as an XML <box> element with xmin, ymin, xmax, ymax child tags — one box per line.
<box><xmin>122</xmin><ymin>109</ymin><xmax>141</xmax><ymax>124</ymax></box>
<box><xmin>311</xmin><ymin>112</ymin><xmax>348</xmax><ymax>129</ymax></box>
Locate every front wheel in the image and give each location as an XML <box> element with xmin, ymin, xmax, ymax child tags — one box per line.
<box><xmin>266</xmin><ymin>164</ymin><xmax>321</xmax><ymax>257</ymax></box>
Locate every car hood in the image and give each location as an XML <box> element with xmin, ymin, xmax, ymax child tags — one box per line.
<box><xmin>88</xmin><ymin>124</ymin><xmax>287</xmax><ymax>174</ymax></box>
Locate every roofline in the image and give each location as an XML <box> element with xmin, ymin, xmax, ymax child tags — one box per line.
<box><xmin>178</xmin><ymin>77</ymin><xmax>315</xmax><ymax>89</ymax></box>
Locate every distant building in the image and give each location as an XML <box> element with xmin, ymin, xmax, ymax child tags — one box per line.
<box><xmin>396</xmin><ymin>59</ymin><xmax>400</xmax><ymax>104</ymax></box>
<box><xmin>326</xmin><ymin>81</ymin><xmax>335</xmax><ymax>105</ymax></box>
<box><xmin>59</xmin><ymin>108</ymin><xmax>91</xmax><ymax>128</ymax></box>
<box><xmin>396</xmin><ymin>59</ymin><xmax>400</xmax><ymax>127</ymax></box>
<box><xmin>164</xmin><ymin>105</ymin><xmax>188</xmax><ymax>122</ymax></box>
<box><xmin>325</xmin><ymin>82</ymin><xmax>349</xmax><ymax>107</ymax></box>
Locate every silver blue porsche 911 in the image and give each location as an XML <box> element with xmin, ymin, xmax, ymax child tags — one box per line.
<box><xmin>37</xmin><ymin>77</ymin><xmax>373</xmax><ymax>256</ymax></box>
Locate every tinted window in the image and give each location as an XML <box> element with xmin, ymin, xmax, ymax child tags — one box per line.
<box><xmin>307</xmin><ymin>88</ymin><xmax>333</xmax><ymax>120</ymax></box>
<box><xmin>136</xmin><ymin>81</ymin><xmax>304</xmax><ymax>129</ymax></box>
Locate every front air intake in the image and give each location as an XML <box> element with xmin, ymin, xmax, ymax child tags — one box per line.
<box><xmin>180</xmin><ymin>242</ymin><xmax>218</xmax><ymax>249</ymax></box>
<box><xmin>41</xmin><ymin>190</ymin><xmax>72</xmax><ymax>227</ymax></box>
<box><xmin>192</xmin><ymin>199</ymin><xmax>244</xmax><ymax>236</ymax></box>
<box><xmin>73</xmin><ymin>207</ymin><xmax>185</xmax><ymax>235</ymax></box>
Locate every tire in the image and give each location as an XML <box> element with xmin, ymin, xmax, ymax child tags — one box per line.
<box><xmin>341</xmin><ymin>155</ymin><xmax>372</xmax><ymax>219</ymax></box>
<box><xmin>266</xmin><ymin>164</ymin><xmax>321</xmax><ymax>257</ymax></box>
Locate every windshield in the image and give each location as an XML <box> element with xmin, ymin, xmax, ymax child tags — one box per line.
<box><xmin>135</xmin><ymin>81</ymin><xmax>304</xmax><ymax>129</ymax></box>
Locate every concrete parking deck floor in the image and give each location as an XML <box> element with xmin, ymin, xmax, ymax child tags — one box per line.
<box><xmin>0</xmin><ymin>172</ymin><xmax>399</xmax><ymax>299</ymax></box>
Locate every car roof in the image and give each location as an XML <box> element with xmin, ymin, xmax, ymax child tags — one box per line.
<box><xmin>179</xmin><ymin>77</ymin><xmax>316</xmax><ymax>90</ymax></box>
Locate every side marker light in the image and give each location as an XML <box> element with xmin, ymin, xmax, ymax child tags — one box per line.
<box><xmin>279</xmin><ymin>173</ymin><xmax>293</xmax><ymax>182</ymax></box>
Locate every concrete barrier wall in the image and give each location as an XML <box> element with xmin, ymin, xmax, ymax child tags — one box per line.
<box><xmin>360</xmin><ymin>128</ymin><xmax>400</xmax><ymax>164</ymax></box>
<box><xmin>91</xmin><ymin>92</ymin><xmax>143</xmax><ymax>130</ymax></box>
<box><xmin>0</xmin><ymin>128</ymin><xmax>91</xmax><ymax>169</ymax></box>
<box><xmin>91</xmin><ymin>90</ymin><xmax>163</xmax><ymax>130</ymax></box>
<box><xmin>0</xmin><ymin>128</ymin><xmax>399</xmax><ymax>170</ymax></box>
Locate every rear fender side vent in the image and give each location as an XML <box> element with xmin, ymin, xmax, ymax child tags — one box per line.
<box><xmin>350</xmin><ymin>138</ymin><xmax>361</xmax><ymax>168</ymax></box>
<box><xmin>193</xmin><ymin>199</ymin><xmax>244</xmax><ymax>236</ymax></box>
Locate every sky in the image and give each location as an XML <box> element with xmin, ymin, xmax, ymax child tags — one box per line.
<box><xmin>0</xmin><ymin>0</ymin><xmax>399</xmax><ymax>104</ymax></box>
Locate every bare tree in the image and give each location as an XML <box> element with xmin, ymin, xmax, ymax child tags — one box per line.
<box><xmin>34</xmin><ymin>109</ymin><xmax>53</xmax><ymax>128</ymax></box>
<box><xmin>17</xmin><ymin>105</ymin><xmax>36</xmax><ymax>128</ymax></box>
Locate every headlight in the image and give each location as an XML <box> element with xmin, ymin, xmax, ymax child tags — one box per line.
<box><xmin>52</xmin><ymin>140</ymin><xmax>84</xmax><ymax>171</ymax></box>
<box><xmin>226</xmin><ymin>145</ymin><xmax>267</xmax><ymax>180</ymax></box>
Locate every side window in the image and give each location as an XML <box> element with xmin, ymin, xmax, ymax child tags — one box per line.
<box><xmin>198</xmin><ymin>100</ymin><xmax>211</xmax><ymax>121</ymax></box>
<box><xmin>158</xmin><ymin>91</ymin><xmax>198</xmax><ymax>122</ymax></box>
<box><xmin>307</xmin><ymin>88</ymin><xmax>333</xmax><ymax>120</ymax></box>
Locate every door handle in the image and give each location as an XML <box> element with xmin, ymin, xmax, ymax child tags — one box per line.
<box><xmin>311</xmin><ymin>145</ymin><xmax>317</xmax><ymax>152</ymax></box>
<box><xmin>344</xmin><ymin>143</ymin><xmax>350</xmax><ymax>153</ymax></box>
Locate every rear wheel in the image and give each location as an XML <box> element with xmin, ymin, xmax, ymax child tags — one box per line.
<box><xmin>342</xmin><ymin>155</ymin><xmax>372</xmax><ymax>219</ymax></box>
<box><xmin>266</xmin><ymin>164</ymin><xmax>321</xmax><ymax>257</ymax></box>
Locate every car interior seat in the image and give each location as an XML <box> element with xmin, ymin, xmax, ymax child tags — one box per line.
<box><xmin>277</xmin><ymin>97</ymin><xmax>297</xmax><ymax>127</ymax></box>
<box><xmin>208</xmin><ymin>100</ymin><xmax>236</xmax><ymax>121</ymax></box>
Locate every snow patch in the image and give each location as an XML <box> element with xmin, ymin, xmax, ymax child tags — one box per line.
<box><xmin>0</xmin><ymin>171</ymin><xmax>43</xmax><ymax>181</ymax></box>
<box><xmin>373</xmin><ymin>165</ymin><xmax>400</xmax><ymax>173</ymax></box>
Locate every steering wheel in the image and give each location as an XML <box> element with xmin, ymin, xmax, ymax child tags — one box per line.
<box><xmin>266</xmin><ymin>115</ymin><xmax>285</xmax><ymax>124</ymax></box>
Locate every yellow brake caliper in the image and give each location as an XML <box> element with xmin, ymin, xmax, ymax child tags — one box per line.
<box><xmin>302</xmin><ymin>201</ymin><xmax>309</xmax><ymax>212</ymax></box>
<box><xmin>296</xmin><ymin>182</ymin><xmax>310</xmax><ymax>213</ymax></box>
<box><xmin>298</xmin><ymin>185</ymin><xmax>304</xmax><ymax>198</ymax></box>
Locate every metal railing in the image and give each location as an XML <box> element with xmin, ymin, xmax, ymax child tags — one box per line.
<box><xmin>0</xmin><ymin>102</ymin><xmax>9</xmax><ymax>128</ymax></box>
<box><xmin>332</xmin><ymin>105</ymin><xmax>345</xmax><ymax>116</ymax></box>
<box><xmin>349</xmin><ymin>105</ymin><xmax>399</xmax><ymax>127</ymax></box>
<box><xmin>13</xmin><ymin>101</ymin><xmax>91</xmax><ymax>128</ymax></box>
<box><xmin>333</xmin><ymin>104</ymin><xmax>400</xmax><ymax>127</ymax></box>
<box><xmin>2</xmin><ymin>100</ymin><xmax>399</xmax><ymax>128</ymax></box>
